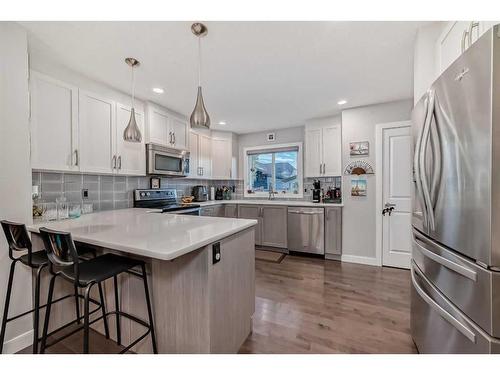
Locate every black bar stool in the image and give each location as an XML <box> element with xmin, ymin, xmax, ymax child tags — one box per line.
<box><xmin>38</xmin><ymin>227</ymin><xmax>158</xmax><ymax>354</ymax></box>
<box><xmin>0</xmin><ymin>220</ymin><xmax>100</xmax><ymax>354</ymax></box>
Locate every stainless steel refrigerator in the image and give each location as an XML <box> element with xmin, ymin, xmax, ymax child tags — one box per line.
<box><xmin>411</xmin><ymin>25</ymin><xmax>500</xmax><ymax>353</ymax></box>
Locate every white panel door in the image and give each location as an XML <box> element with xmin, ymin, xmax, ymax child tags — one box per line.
<box><xmin>148</xmin><ymin>107</ymin><xmax>169</xmax><ymax>146</ymax></box>
<box><xmin>188</xmin><ymin>131</ymin><xmax>200</xmax><ymax>177</ymax></box>
<box><xmin>305</xmin><ymin>128</ymin><xmax>322</xmax><ymax>177</ymax></box>
<box><xmin>79</xmin><ymin>90</ymin><xmax>115</xmax><ymax>174</ymax></box>
<box><xmin>115</xmin><ymin>103</ymin><xmax>145</xmax><ymax>176</ymax></box>
<box><xmin>382</xmin><ymin>125</ymin><xmax>412</xmax><ymax>269</ymax></box>
<box><xmin>322</xmin><ymin>124</ymin><xmax>342</xmax><ymax>176</ymax></box>
<box><xmin>170</xmin><ymin>117</ymin><xmax>188</xmax><ymax>150</ymax></box>
<box><xmin>211</xmin><ymin>138</ymin><xmax>231</xmax><ymax>179</ymax></box>
<box><xmin>30</xmin><ymin>72</ymin><xmax>78</xmax><ymax>171</ymax></box>
<box><xmin>199</xmin><ymin>134</ymin><xmax>212</xmax><ymax>178</ymax></box>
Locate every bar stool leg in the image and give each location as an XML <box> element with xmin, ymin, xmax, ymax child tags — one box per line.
<box><xmin>0</xmin><ymin>260</ymin><xmax>17</xmax><ymax>354</ymax></box>
<box><xmin>97</xmin><ymin>282</ymin><xmax>110</xmax><ymax>339</ymax></box>
<box><xmin>32</xmin><ymin>264</ymin><xmax>46</xmax><ymax>354</ymax></box>
<box><xmin>40</xmin><ymin>274</ymin><xmax>57</xmax><ymax>354</ymax></box>
<box><xmin>141</xmin><ymin>264</ymin><xmax>157</xmax><ymax>354</ymax></box>
<box><xmin>113</xmin><ymin>275</ymin><xmax>121</xmax><ymax>346</ymax></box>
<box><xmin>74</xmin><ymin>285</ymin><xmax>81</xmax><ymax>324</ymax></box>
<box><xmin>83</xmin><ymin>283</ymin><xmax>94</xmax><ymax>354</ymax></box>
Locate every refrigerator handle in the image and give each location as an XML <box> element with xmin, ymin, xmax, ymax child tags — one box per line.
<box><xmin>411</xmin><ymin>265</ymin><xmax>476</xmax><ymax>343</ymax></box>
<box><xmin>413</xmin><ymin>229</ymin><xmax>477</xmax><ymax>281</ymax></box>
<box><xmin>419</xmin><ymin>89</ymin><xmax>436</xmax><ymax>231</ymax></box>
<box><xmin>413</xmin><ymin>94</ymin><xmax>428</xmax><ymax>227</ymax></box>
<box><xmin>429</xmin><ymin>101</ymin><xmax>442</xmax><ymax>209</ymax></box>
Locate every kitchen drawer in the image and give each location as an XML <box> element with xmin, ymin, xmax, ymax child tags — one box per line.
<box><xmin>412</xmin><ymin>229</ymin><xmax>500</xmax><ymax>337</ymax></box>
<box><xmin>411</xmin><ymin>261</ymin><xmax>500</xmax><ymax>353</ymax></box>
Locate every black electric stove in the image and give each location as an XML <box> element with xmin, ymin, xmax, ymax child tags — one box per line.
<box><xmin>133</xmin><ymin>189</ymin><xmax>200</xmax><ymax>215</ymax></box>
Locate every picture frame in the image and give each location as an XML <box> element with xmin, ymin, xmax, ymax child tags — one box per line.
<box><xmin>350</xmin><ymin>141</ymin><xmax>369</xmax><ymax>156</ymax></box>
<box><xmin>150</xmin><ymin>177</ymin><xmax>161</xmax><ymax>189</ymax></box>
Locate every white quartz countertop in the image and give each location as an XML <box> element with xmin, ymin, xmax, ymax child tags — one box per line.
<box><xmin>27</xmin><ymin>208</ymin><xmax>257</xmax><ymax>261</ymax></box>
<box><xmin>197</xmin><ymin>200</ymin><xmax>343</xmax><ymax>208</ymax></box>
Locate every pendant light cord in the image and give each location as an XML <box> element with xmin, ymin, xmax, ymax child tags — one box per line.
<box><xmin>198</xmin><ymin>36</ymin><xmax>202</xmax><ymax>87</ymax></box>
<box><xmin>131</xmin><ymin>64</ymin><xmax>135</xmax><ymax>108</ymax></box>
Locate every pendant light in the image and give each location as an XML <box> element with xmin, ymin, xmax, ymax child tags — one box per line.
<box><xmin>190</xmin><ymin>22</ymin><xmax>211</xmax><ymax>129</ymax></box>
<box><xmin>123</xmin><ymin>57</ymin><xmax>142</xmax><ymax>143</ymax></box>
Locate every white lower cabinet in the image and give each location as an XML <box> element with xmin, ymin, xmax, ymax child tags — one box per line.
<box><xmin>30</xmin><ymin>72</ymin><xmax>79</xmax><ymax>172</ymax></box>
<box><xmin>78</xmin><ymin>90</ymin><xmax>115</xmax><ymax>174</ymax></box>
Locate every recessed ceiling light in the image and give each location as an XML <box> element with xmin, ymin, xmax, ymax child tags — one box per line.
<box><xmin>152</xmin><ymin>87</ymin><xmax>164</xmax><ymax>94</ymax></box>
<box><xmin>218</xmin><ymin>121</ymin><xmax>227</xmax><ymax>126</ymax></box>
<box><xmin>337</xmin><ymin>100</ymin><xmax>347</xmax><ymax>105</ymax></box>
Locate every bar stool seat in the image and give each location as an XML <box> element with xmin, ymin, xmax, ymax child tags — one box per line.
<box><xmin>60</xmin><ymin>253</ymin><xmax>142</xmax><ymax>286</ymax></box>
<box><xmin>19</xmin><ymin>250</ymin><xmax>48</xmax><ymax>267</ymax></box>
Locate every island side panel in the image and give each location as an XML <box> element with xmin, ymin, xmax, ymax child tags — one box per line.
<box><xmin>209</xmin><ymin>227</ymin><xmax>255</xmax><ymax>353</ymax></box>
<box><xmin>151</xmin><ymin>247</ymin><xmax>211</xmax><ymax>353</ymax></box>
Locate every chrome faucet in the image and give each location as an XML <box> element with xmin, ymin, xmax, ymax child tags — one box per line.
<box><xmin>268</xmin><ymin>184</ymin><xmax>276</xmax><ymax>200</ymax></box>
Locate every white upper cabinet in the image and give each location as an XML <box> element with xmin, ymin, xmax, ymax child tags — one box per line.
<box><xmin>145</xmin><ymin>102</ymin><xmax>189</xmax><ymax>150</ymax></box>
<box><xmin>321</xmin><ymin>125</ymin><xmax>342</xmax><ymax>176</ymax></box>
<box><xmin>198</xmin><ymin>133</ymin><xmax>212</xmax><ymax>178</ymax></box>
<box><xmin>438</xmin><ymin>21</ymin><xmax>498</xmax><ymax>73</ymax></box>
<box><xmin>304</xmin><ymin>127</ymin><xmax>322</xmax><ymax>177</ymax></box>
<box><xmin>30</xmin><ymin>72</ymin><xmax>79</xmax><ymax>172</ymax></box>
<box><xmin>169</xmin><ymin>116</ymin><xmax>188</xmax><ymax>150</ymax></box>
<box><xmin>78</xmin><ymin>90</ymin><xmax>115</xmax><ymax>174</ymax></box>
<box><xmin>115</xmin><ymin>103</ymin><xmax>146</xmax><ymax>175</ymax></box>
<box><xmin>188</xmin><ymin>131</ymin><xmax>200</xmax><ymax>178</ymax></box>
<box><xmin>211</xmin><ymin>137</ymin><xmax>232</xmax><ymax>179</ymax></box>
<box><xmin>305</xmin><ymin>121</ymin><xmax>342</xmax><ymax>177</ymax></box>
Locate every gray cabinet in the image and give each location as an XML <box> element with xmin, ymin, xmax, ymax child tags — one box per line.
<box><xmin>325</xmin><ymin>207</ymin><xmax>342</xmax><ymax>256</ymax></box>
<box><xmin>200</xmin><ymin>205</ymin><xmax>224</xmax><ymax>217</ymax></box>
<box><xmin>238</xmin><ymin>204</ymin><xmax>287</xmax><ymax>249</ymax></box>
<box><xmin>224</xmin><ymin>204</ymin><xmax>238</xmax><ymax>218</ymax></box>
<box><xmin>261</xmin><ymin>206</ymin><xmax>287</xmax><ymax>248</ymax></box>
<box><xmin>238</xmin><ymin>205</ymin><xmax>262</xmax><ymax>246</ymax></box>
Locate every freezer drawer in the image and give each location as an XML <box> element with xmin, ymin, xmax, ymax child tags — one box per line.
<box><xmin>412</xmin><ymin>228</ymin><xmax>500</xmax><ymax>338</ymax></box>
<box><xmin>411</xmin><ymin>261</ymin><xmax>500</xmax><ymax>353</ymax></box>
<box><xmin>287</xmin><ymin>207</ymin><xmax>324</xmax><ymax>254</ymax></box>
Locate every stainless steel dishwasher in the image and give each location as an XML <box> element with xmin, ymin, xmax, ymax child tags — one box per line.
<box><xmin>287</xmin><ymin>207</ymin><xmax>325</xmax><ymax>254</ymax></box>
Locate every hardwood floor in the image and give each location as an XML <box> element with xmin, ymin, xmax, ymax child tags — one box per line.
<box><xmin>239</xmin><ymin>255</ymin><xmax>417</xmax><ymax>354</ymax></box>
<box><xmin>17</xmin><ymin>254</ymin><xmax>416</xmax><ymax>354</ymax></box>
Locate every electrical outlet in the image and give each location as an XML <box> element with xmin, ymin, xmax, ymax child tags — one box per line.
<box><xmin>212</xmin><ymin>242</ymin><xmax>221</xmax><ymax>265</ymax></box>
<box><xmin>82</xmin><ymin>189</ymin><xmax>89</xmax><ymax>199</ymax></box>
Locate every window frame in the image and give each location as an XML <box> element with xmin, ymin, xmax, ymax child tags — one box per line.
<box><xmin>243</xmin><ymin>142</ymin><xmax>303</xmax><ymax>199</ymax></box>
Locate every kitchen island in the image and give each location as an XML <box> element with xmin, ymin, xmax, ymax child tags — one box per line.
<box><xmin>27</xmin><ymin>208</ymin><xmax>257</xmax><ymax>353</ymax></box>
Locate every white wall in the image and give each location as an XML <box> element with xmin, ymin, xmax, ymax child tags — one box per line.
<box><xmin>0</xmin><ymin>22</ymin><xmax>33</xmax><ymax>353</ymax></box>
<box><xmin>341</xmin><ymin>99</ymin><xmax>413</xmax><ymax>265</ymax></box>
<box><xmin>237</xmin><ymin>126</ymin><xmax>304</xmax><ymax>180</ymax></box>
<box><xmin>413</xmin><ymin>22</ymin><xmax>445</xmax><ymax>105</ymax></box>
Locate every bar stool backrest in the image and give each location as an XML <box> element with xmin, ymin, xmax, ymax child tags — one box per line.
<box><xmin>39</xmin><ymin>227</ymin><xmax>80</xmax><ymax>280</ymax></box>
<box><xmin>1</xmin><ymin>220</ymin><xmax>33</xmax><ymax>265</ymax></box>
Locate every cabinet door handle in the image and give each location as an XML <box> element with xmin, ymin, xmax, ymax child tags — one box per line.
<box><xmin>118</xmin><ymin>155</ymin><xmax>122</xmax><ymax>170</ymax></box>
<box><xmin>112</xmin><ymin>155</ymin><xmax>116</xmax><ymax>169</ymax></box>
<box><xmin>74</xmin><ymin>150</ymin><xmax>79</xmax><ymax>166</ymax></box>
<box><xmin>467</xmin><ymin>21</ymin><xmax>480</xmax><ymax>48</ymax></box>
<box><xmin>173</xmin><ymin>132</ymin><xmax>176</xmax><ymax>145</ymax></box>
<box><xmin>461</xmin><ymin>29</ymin><xmax>469</xmax><ymax>53</ymax></box>
<box><xmin>319</xmin><ymin>163</ymin><xmax>322</xmax><ymax>175</ymax></box>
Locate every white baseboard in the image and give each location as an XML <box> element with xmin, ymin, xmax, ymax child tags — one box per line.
<box><xmin>341</xmin><ymin>254</ymin><xmax>381</xmax><ymax>267</ymax></box>
<box><xmin>3</xmin><ymin>329</ymin><xmax>33</xmax><ymax>354</ymax></box>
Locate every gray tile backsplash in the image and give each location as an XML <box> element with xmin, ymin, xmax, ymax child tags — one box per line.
<box><xmin>32</xmin><ymin>172</ymin><xmax>244</xmax><ymax>212</ymax></box>
<box><xmin>32</xmin><ymin>172</ymin><xmax>342</xmax><ymax>214</ymax></box>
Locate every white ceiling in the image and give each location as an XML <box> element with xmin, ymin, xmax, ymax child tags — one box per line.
<box><xmin>20</xmin><ymin>21</ymin><xmax>425</xmax><ymax>134</ymax></box>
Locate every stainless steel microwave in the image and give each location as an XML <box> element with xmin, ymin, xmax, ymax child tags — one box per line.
<box><xmin>146</xmin><ymin>143</ymin><xmax>190</xmax><ymax>177</ymax></box>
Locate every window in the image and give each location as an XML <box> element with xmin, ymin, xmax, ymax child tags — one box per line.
<box><xmin>244</xmin><ymin>143</ymin><xmax>303</xmax><ymax>198</ymax></box>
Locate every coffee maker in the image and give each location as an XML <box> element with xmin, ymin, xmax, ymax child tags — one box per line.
<box><xmin>312</xmin><ymin>180</ymin><xmax>321</xmax><ymax>203</ymax></box>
